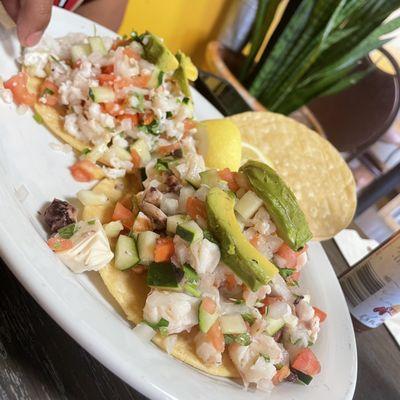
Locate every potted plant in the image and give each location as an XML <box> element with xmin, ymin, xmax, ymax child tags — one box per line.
<box><xmin>206</xmin><ymin>0</ymin><xmax>400</xmax><ymax>129</ymax></box>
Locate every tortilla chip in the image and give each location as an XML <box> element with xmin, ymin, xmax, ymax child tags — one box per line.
<box><xmin>229</xmin><ymin>111</ymin><xmax>356</xmax><ymax>241</ymax></box>
<box><xmin>85</xmin><ymin>178</ymin><xmax>239</xmax><ymax>378</ymax></box>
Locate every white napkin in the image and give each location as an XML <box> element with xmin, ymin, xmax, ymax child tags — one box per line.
<box><xmin>334</xmin><ymin>229</ymin><xmax>399</xmax><ymax>345</ymax></box>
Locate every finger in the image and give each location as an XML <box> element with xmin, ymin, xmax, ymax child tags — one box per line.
<box><xmin>17</xmin><ymin>0</ymin><xmax>52</xmax><ymax>47</ymax></box>
<box><xmin>2</xmin><ymin>0</ymin><xmax>20</xmax><ymax>22</ymax></box>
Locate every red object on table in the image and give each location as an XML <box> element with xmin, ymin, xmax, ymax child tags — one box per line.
<box><xmin>53</xmin><ymin>0</ymin><xmax>84</xmax><ymax>11</ymax></box>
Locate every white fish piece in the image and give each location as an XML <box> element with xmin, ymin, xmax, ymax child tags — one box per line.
<box><xmin>57</xmin><ymin>219</ymin><xmax>113</xmax><ymax>273</ymax></box>
<box><xmin>143</xmin><ymin>290</ymin><xmax>200</xmax><ymax>334</ymax></box>
<box><xmin>190</xmin><ymin>238</ymin><xmax>221</xmax><ymax>275</ymax></box>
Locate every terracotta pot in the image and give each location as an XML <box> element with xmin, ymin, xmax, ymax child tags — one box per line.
<box><xmin>205</xmin><ymin>41</ymin><xmax>325</xmax><ymax>136</ymax></box>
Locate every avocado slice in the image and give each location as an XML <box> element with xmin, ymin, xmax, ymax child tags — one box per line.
<box><xmin>141</xmin><ymin>32</ymin><xmax>179</xmax><ymax>72</ymax></box>
<box><xmin>173</xmin><ymin>51</ymin><xmax>198</xmax><ymax>97</ymax></box>
<box><xmin>240</xmin><ymin>161</ymin><xmax>312</xmax><ymax>251</ymax></box>
<box><xmin>206</xmin><ymin>187</ymin><xmax>278</xmax><ymax>291</ymax></box>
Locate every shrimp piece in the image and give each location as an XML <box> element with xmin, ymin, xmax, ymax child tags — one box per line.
<box><xmin>243</xmin><ymin>285</ymin><xmax>271</xmax><ymax>307</ymax></box>
<box><xmin>194</xmin><ymin>331</ymin><xmax>223</xmax><ymax>365</ymax></box>
<box><xmin>295</xmin><ymin>299</ymin><xmax>315</xmax><ymax>322</ymax></box>
<box><xmin>143</xmin><ymin>290</ymin><xmax>200</xmax><ymax>334</ymax></box>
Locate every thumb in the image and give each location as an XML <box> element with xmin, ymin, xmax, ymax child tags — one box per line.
<box><xmin>17</xmin><ymin>0</ymin><xmax>53</xmax><ymax>47</ymax></box>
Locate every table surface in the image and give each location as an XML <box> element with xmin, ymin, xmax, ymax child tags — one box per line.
<box><xmin>1</xmin><ymin>240</ymin><xmax>399</xmax><ymax>400</ymax></box>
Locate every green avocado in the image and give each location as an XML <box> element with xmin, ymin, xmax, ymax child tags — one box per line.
<box><xmin>240</xmin><ymin>160</ymin><xmax>312</xmax><ymax>251</ymax></box>
<box><xmin>173</xmin><ymin>51</ymin><xmax>198</xmax><ymax>97</ymax></box>
<box><xmin>141</xmin><ymin>32</ymin><xmax>179</xmax><ymax>72</ymax></box>
<box><xmin>206</xmin><ymin>187</ymin><xmax>278</xmax><ymax>291</ymax></box>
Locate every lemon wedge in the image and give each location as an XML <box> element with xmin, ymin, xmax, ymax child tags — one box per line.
<box><xmin>195</xmin><ymin>119</ymin><xmax>242</xmax><ymax>171</ymax></box>
<box><xmin>241</xmin><ymin>142</ymin><xmax>274</xmax><ymax>168</ymax></box>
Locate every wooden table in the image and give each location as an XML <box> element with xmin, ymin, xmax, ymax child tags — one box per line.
<box><xmin>1</xmin><ymin>241</ymin><xmax>399</xmax><ymax>400</ymax></box>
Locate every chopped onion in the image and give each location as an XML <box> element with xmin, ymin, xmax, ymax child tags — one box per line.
<box><xmin>220</xmin><ymin>301</ymin><xmax>252</xmax><ymax>316</ymax></box>
<box><xmin>133</xmin><ymin>323</ymin><xmax>156</xmax><ymax>341</ymax></box>
<box><xmin>164</xmin><ymin>334</ymin><xmax>178</xmax><ymax>354</ymax></box>
<box><xmin>77</xmin><ymin>190</ymin><xmax>108</xmax><ymax>206</ymax></box>
<box><xmin>15</xmin><ymin>185</ymin><xmax>29</xmax><ymax>202</ymax></box>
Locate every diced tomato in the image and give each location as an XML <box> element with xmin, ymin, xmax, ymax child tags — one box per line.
<box><xmin>233</xmin><ymin>172</ymin><xmax>250</xmax><ymax>190</ymax></box>
<box><xmin>259</xmin><ymin>295</ymin><xmax>283</xmax><ymax>315</ymax></box>
<box><xmin>141</xmin><ymin>109</ymin><xmax>154</xmax><ymax>125</ymax></box>
<box><xmin>38</xmin><ymin>80</ymin><xmax>58</xmax><ymax>106</ymax></box>
<box><xmin>123</xmin><ymin>47</ymin><xmax>141</xmax><ymax>60</ymax></box>
<box><xmin>4</xmin><ymin>72</ymin><xmax>36</xmax><ymax>106</ymax></box>
<box><xmin>291</xmin><ymin>348</ymin><xmax>321</xmax><ymax>376</ymax></box>
<box><xmin>101</xmin><ymin>65</ymin><xmax>114</xmax><ymax>74</ymax></box>
<box><xmin>130</xmin><ymin>148</ymin><xmax>142</xmax><ymax>168</ymax></box>
<box><xmin>102</xmin><ymin>101</ymin><xmax>122</xmax><ymax>116</ymax></box>
<box><xmin>112</xmin><ymin>202</ymin><xmax>135</xmax><ymax>230</ymax></box>
<box><xmin>186</xmin><ymin>197</ymin><xmax>207</xmax><ymax>220</ymax></box>
<box><xmin>313</xmin><ymin>307</ymin><xmax>327</xmax><ymax>323</ymax></box>
<box><xmin>272</xmin><ymin>365</ymin><xmax>291</xmax><ymax>386</ymax></box>
<box><xmin>202</xmin><ymin>297</ymin><xmax>217</xmax><ymax>314</ymax></box>
<box><xmin>218</xmin><ymin>168</ymin><xmax>239</xmax><ymax>191</ymax></box>
<box><xmin>119</xmin><ymin>193</ymin><xmax>132</xmax><ymax>209</ymax></box>
<box><xmin>225</xmin><ymin>274</ymin><xmax>237</xmax><ymax>291</ymax></box>
<box><xmin>154</xmin><ymin>237</ymin><xmax>175</xmax><ymax>262</ymax></box>
<box><xmin>47</xmin><ymin>236</ymin><xmax>73</xmax><ymax>252</ymax></box>
<box><xmin>183</xmin><ymin>119</ymin><xmax>197</xmax><ymax>137</ymax></box>
<box><xmin>69</xmin><ymin>160</ymin><xmax>103</xmax><ymax>182</ymax></box>
<box><xmin>98</xmin><ymin>73</ymin><xmax>115</xmax><ymax>87</ymax></box>
<box><xmin>157</xmin><ymin>142</ymin><xmax>180</xmax><ymax>156</ymax></box>
<box><xmin>206</xmin><ymin>321</ymin><xmax>225</xmax><ymax>353</ymax></box>
<box><xmin>114</xmin><ymin>75</ymin><xmax>149</xmax><ymax>90</ymax></box>
<box><xmin>117</xmin><ymin>113</ymin><xmax>140</xmax><ymax>125</ymax></box>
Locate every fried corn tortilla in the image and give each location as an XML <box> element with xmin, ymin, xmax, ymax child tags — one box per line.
<box><xmin>229</xmin><ymin>111</ymin><xmax>356</xmax><ymax>240</ymax></box>
<box><xmin>84</xmin><ymin>178</ymin><xmax>239</xmax><ymax>378</ymax></box>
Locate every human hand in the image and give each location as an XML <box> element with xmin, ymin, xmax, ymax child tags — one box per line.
<box><xmin>1</xmin><ymin>0</ymin><xmax>52</xmax><ymax>47</ymax></box>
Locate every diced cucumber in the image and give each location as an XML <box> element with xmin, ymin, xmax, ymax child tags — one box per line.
<box><xmin>88</xmin><ymin>36</ymin><xmax>107</xmax><ymax>55</ymax></box>
<box><xmin>130</xmin><ymin>139</ymin><xmax>151</xmax><ymax>165</ymax></box>
<box><xmin>89</xmin><ymin>86</ymin><xmax>115</xmax><ymax>103</ymax></box>
<box><xmin>147</xmin><ymin>262</ymin><xmax>181</xmax><ymax>290</ymax></box>
<box><xmin>198</xmin><ymin>299</ymin><xmax>218</xmax><ymax>333</ymax></box>
<box><xmin>176</xmin><ymin>220</ymin><xmax>203</xmax><ymax>243</ymax></box>
<box><xmin>71</xmin><ymin>44</ymin><xmax>91</xmax><ymax>63</ymax></box>
<box><xmin>115</xmin><ymin>234</ymin><xmax>139</xmax><ymax>270</ymax></box>
<box><xmin>234</xmin><ymin>190</ymin><xmax>263</xmax><ymax>220</ymax></box>
<box><xmin>137</xmin><ymin>231</ymin><xmax>159</xmax><ymax>264</ymax></box>
<box><xmin>147</xmin><ymin>67</ymin><xmax>161</xmax><ymax>89</ymax></box>
<box><xmin>265</xmin><ymin>316</ymin><xmax>285</xmax><ymax>336</ymax></box>
<box><xmin>166</xmin><ymin>214</ymin><xmax>189</xmax><ymax>234</ymax></box>
<box><xmin>295</xmin><ymin>370</ymin><xmax>313</xmax><ymax>385</ymax></box>
<box><xmin>178</xmin><ymin>186</ymin><xmax>196</xmax><ymax>212</ymax></box>
<box><xmin>103</xmin><ymin>221</ymin><xmax>124</xmax><ymax>239</ymax></box>
<box><xmin>114</xmin><ymin>146</ymin><xmax>132</xmax><ymax>161</ymax></box>
<box><xmin>183</xmin><ymin>264</ymin><xmax>201</xmax><ymax>297</ymax></box>
<box><xmin>200</xmin><ymin>169</ymin><xmax>220</xmax><ymax>187</ymax></box>
<box><xmin>220</xmin><ymin>314</ymin><xmax>247</xmax><ymax>334</ymax></box>
<box><xmin>186</xmin><ymin>177</ymin><xmax>200</xmax><ymax>189</ymax></box>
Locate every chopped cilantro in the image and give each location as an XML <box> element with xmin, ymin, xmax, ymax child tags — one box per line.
<box><xmin>33</xmin><ymin>112</ymin><xmax>43</xmax><ymax>124</ymax></box>
<box><xmin>136</xmin><ymin>93</ymin><xmax>145</xmax><ymax>112</ymax></box>
<box><xmin>154</xmin><ymin>158</ymin><xmax>169</xmax><ymax>172</ymax></box>
<box><xmin>87</xmin><ymin>220</ymin><xmax>96</xmax><ymax>225</ymax></box>
<box><xmin>145</xmin><ymin>318</ymin><xmax>169</xmax><ymax>334</ymax></box>
<box><xmin>166</xmin><ymin>111</ymin><xmax>173</xmax><ymax>119</ymax></box>
<box><xmin>50</xmin><ymin>55</ymin><xmax>61</xmax><ymax>64</ymax></box>
<box><xmin>183</xmin><ymin>264</ymin><xmax>199</xmax><ymax>285</ymax></box>
<box><xmin>139</xmin><ymin>119</ymin><xmax>161</xmax><ymax>136</ymax></box>
<box><xmin>184</xmin><ymin>283</ymin><xmax>201</xmax><ymax>298</ymax></box>
<box><xmin>279</xmin><ymin>268</ymin><xmax>294</xmax><ymax>279</ymax></box>
<box><xmin>234</xmin><ymin>299</ymin><xmax>245</xmax><ymax>305</ymax></box>
<box><xmin>203</xmin><ymin>229</ymin><xmax>217</xmax><ymax>244</ymax></box>
<box><xmin>224</xmin><ymin>333</ymin><xmax>251</xmax><ymax>346</ymax></box>
<box><xmin>157</xmin><ymin>71</ymin><xmax>164</xmax><ymax>87</ymax></box>
<box><xmin>182</xmin><ymin>97</ymin><xmax>190</xmax><ymax>104</ymax></box>
<box><xmin>242</xmin><ymin>313</ymin><xmax>256</xmax><ymax>325</ymax></box>
<box><xmin>41</xmin><ymin>87</ymin><xmax>54</xmax><ymax>96</ymax></box>
<box><xmin>261</xmin><ymin>354</ymin><xmax>270</xmax><ymax>362</ymax></box>
<box><xmin>82</xmin><ymin>148</ymin><xmax>91</xmax><ymax>155</ymax></box>
<box><xmin>58</xmin><ymin>223</ymin><xmax>76</xmax><ymax>239</ymax></box>
<box><xmin>88</xmin><ymin>88</ymin><xmax>95</xmax><ymax>101</ymax></box>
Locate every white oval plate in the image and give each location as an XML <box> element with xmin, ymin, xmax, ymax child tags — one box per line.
<box><xmin>0</xmin><ymin>7</ymin><xmax>357</xmax><ymax>400</ymax></box>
